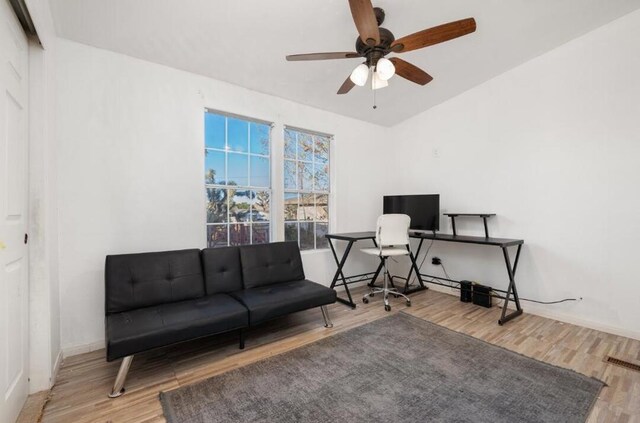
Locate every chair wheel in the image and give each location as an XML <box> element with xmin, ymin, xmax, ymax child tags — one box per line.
<box><xmin>406</xmin><ymin>300</ymin><xmax>411</xmax><ymax>307</ymax></box>
<box><xmin>385</xmin><ymin>304</ymin><xmax>391</xmax><ymax>312</ymax></box>
<box><xmin>362</xmin><ymin>298</ymin><xmax>369</xmax><ymax>304</ymax></box>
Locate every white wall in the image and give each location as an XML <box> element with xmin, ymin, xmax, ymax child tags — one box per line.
<box><xmin>55</xmin><ymin>39</ymin><xmax>391</xmax><ymax>354</ymax></box>
<box><xmin>389</xmin><ymin>10</ymin><xmax>640</xmax><ymax>340</ymax></box>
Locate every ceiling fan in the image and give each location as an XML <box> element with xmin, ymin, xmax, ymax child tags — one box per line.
<box><xmin>286</xmin><ymin>0</ymin><xmax>476</xmax><ymax>96</ymax></box>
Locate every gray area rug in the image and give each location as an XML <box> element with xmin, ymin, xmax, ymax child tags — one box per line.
<box><xmin>160</xmin><ymin>313</ymin><xmax>604</xmax><ymax>423</ymax></box>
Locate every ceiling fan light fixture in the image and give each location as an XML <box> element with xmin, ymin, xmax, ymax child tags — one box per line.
<box><xmin>372</xmin><ymin>71</ymin><xmax>388</xmax><ymax>90</ymax></box>
<box><xmin>376</xmin><ymin>57</ymin><xmax>395</xmax><ymax>80</ymax></box>
<box><xmin>349</xmin><ymin>63</ymin><xmax>369</xmax><ymax>86</ymax></box>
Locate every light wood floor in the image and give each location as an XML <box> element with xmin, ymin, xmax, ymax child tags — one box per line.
<box><xmin>20</xmin><ymin>287</ymin><xmax>640</xmax><ymax>423</ymax></box>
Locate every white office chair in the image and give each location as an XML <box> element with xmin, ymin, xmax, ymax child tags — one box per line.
<box><xmin>361</xmin><ymin>214</ymin><xmax>412</xmax><ymax>311</ymax></box>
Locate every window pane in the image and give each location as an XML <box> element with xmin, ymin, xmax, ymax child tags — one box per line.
<box><xmin>206</xmin><ymin>112</ymin><xmax>271</xmax><ymax>249</ymax></box>
<box><xmin>227</xmin><ymin>118</ymin><xmax>248</xmax><ymax>152</ymax></box>
<box><xmin>207</xmin><ymin>225</ymin><xmax>228</xmax><ymax>248</ymax></box>
<box><xmin>299</xmin><ymin>162</ymin><xmax>313</xmax><ymax>191</ymax></box>
<box><xmin>206</xmin><ymin>188</ymin><xmax>228</xmax><ymax>223</ymax></box>
<box><xmin>252</xmin><ymin>190</ymin><xmax>270</xmax><ymax>222</ymax></box>
<box><xmin>282</xmin><ymin>127</ymin><xmax>331</xmax><ymax>251</ymax></box>
<box><xmin>284</xmin><ymin>160</ymin><xmax>297</xmax><ymax>190</ymax></box>
<box><xmin>250</xmin><ymin>122</ymin><xmax>270</xmax><ymax>156</ymax></box>
<box><xmin>314</xmin><ymin>135</ymin><xmax>329</xmax><ymax>163</ymax></box>
<box><xmin>299</xmin><ymin>193</ymin><xmax>315</xmax><ymax>221</ymax></box>
<box><xmin>316</xmin><ymin>223</ymin><xmax>329</xmax><ymax>249</ymax></box>
<box><xmin>250</xmin><ymin>155</ymin><xmax>270</xmax><ymax>188</ymax></box>
<box><xmin>205</xmin><ymin>150</ymin><xmax>225</xmax><ymax>185</ymax></box>
<box><xmin>229</xmin><ymin>223</ymin><xmax>250</xmax><ymax>246</ymax></box>
<box><xmin>284</xmin><ymin>192</ymin><xmax>298</xmax><ymax>221</ymax></box>
<box><xmin>227</xmin><ymin>153</ymin><xmax>248</xmax><ymax>186</ymax></box>
<box><xmin>299</xmin><ymin>222</ymin><xmax>314</xmax><ymax>250</ymax></box>
<box><xmin>205</xmin><ymin>113</ymin><xmax>225</xmax><ymax>150</ymax></box>
<box><xmin>314</xmin><ymin>161</ymin><xmax>329</xmax><ymax>192</ymax></box>
<box><xmin>229</xmin><ymin>189</ymin><xmax>251</xmax><ymax>222</ymax></box>
<box><xmin>315</xmin><ymin>194</ymin><xmax>328</xmax><ymax>222</ymax></box>
<box><xmin>298</xmin><ymin>132</ymin><xmax>313</xmax><ymax>161</ymax></box>
<box><xmin>285</xmin><ymin>222</ymin><xmax>298</xmax><ymax>243</ymax></box>
<box><xmin>252</xmin><ymin>223</ymin><xmax>270</xmax><ymax>244</ymax></box>
<box><xmin>284</xmin><ymin>129</ymin><xmax>296</xmax><ymax>159</ymax></box>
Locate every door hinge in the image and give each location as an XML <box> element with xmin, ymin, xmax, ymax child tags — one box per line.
<box><xmin>24</xmin><ymin>233</ymin><xmax>28</xmax><ymax>245</ymax></box>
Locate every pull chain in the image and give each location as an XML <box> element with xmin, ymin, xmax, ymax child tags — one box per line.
<box><xmin>372</xmin><ymin>67</ymin><xmax>377</xmax><ymax>109</ymax></box>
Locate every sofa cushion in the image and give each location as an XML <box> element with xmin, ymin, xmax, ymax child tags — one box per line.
<box><xmin>201</xmin><ymin>246</ymin><xmax>243</xmax><ymax>295</ymax></box>
<box><xmin>230</xmin><ymin>279</ymin><xmax>336</xmax><ymax>325</ymax></box>
<box><xmin>105</xmin><ymin>294</ymin><xmax>248</xmax><ymax>361</ymax></box>
<box><xmin>238</xmin><ymin>242</ymin><xmax>305</xmax><ymax>289</ymax></box>
<box><xmin>105</xmin><ymin>249</ymin><xmax>205</xmax><ymax>314</ymax></box>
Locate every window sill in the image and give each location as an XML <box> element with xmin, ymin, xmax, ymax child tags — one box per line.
<box><xmin>300</xmin><ymin>248</ymin><xmax>331</xmax><ymax>256</ymax></box>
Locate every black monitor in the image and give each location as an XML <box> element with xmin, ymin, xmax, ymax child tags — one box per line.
<box><xmin>383</xmin><ymin>194</ymin><xmax>440</xmax><ymax>231</ymax></box>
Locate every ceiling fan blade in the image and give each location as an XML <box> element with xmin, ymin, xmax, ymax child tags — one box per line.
<box><xmin>391</xmin><ymin>18</ymin><xmax>476</xmax><ymax>53</ymax></box>
<box><xmin>337</xmin><ymin>76</ymin><xmax>356</xmax><ymax>95</ymax></box>
<box><xmin>286</xmin><ymin>52</ymin><xmax>361</xmax><ymax>61</ymax></box>
<box><xmin>389</xmin><ymin>58</ymin><xmax>433</xmax><ymax>85</ymax></box>
<box><xmin>348</xmin><ymin>0</ymin><xmax>380</xmax><ymax>46</ymax></box>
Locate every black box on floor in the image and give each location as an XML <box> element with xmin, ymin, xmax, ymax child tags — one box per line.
<box><xmin>472</xmin><ymin>284</ymin><xmax>492</xmax><ymax>308</ymax></box>
<box><xmin>460</xmin><ymin>280</ymin><xmax>473</xmax><ymax>302</ymax></box>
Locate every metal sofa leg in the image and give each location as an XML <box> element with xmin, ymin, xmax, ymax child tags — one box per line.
<box><xmin>239</xmin><ymin>328</ymin><xmax>245</xmax><ymax>350</ymax></box>
<box><xmin>320</xmin><ymin>305</ymin><xmax>333</xmax><ymax>328</ymax></box>
<box><xmin>108</xmin><ymin>355</ymin><xmax>134</xmax><ymax>398</ymax></box>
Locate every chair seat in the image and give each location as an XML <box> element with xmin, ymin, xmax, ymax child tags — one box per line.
<box><xmin>230</xmin><ymin>279</ymin><xmax>336</xmax><ymax>325</ymax></box>
<box><xmin>106</xmin><ymin>294</ymin><xmax>248</xmax><ymax>361</ymax></box>
<box><xmin>361</xmin><ymin>247</ymin><xmax>409</xmax><ymax>257</ymax></box>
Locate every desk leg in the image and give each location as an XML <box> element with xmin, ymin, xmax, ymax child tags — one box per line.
<box><xmin>498</xmin><ymin>244</ymin><xmax>523</xmax><ymax>325</ymax></box>
<box><xmin>404</xmin><ymin>239</ymin><xmax>423</xmax><ymax>284</ymax></box>
<box><xmin>368</xmin><ymin>239</ymin><xmax>388</xmax><ymax>289</ymax></box>
<box><xmin>404</xmin><ymin>245</ymin><xmax>427</xmax><ymax>294</ymax></box>
<box><xmin>328</xmin><ymin>239</ymin><xmax>357</xmax><ymax>308</ymax></box>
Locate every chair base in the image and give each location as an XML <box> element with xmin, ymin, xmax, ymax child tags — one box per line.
<box><xmin>363</xmin><ymin>286</ymin><xmax>411</xmax><ymax>311</ymax></box>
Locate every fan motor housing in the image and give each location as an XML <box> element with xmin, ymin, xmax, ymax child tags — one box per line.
<box><xmin>355</xmin><ymin>27</ymin><xmax>395</xmax><ymax>64</ymax></box>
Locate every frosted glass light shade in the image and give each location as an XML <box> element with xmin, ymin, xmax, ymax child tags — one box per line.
<box><xmin>349</xmin><ymin>64</ymin><xmax>369</xmax><ymax>86</ymax></box>
<box><xmin>372</xmin><ymin>71</ymin><xmax>388</xmax><ymax>90</ymax></box>
<box><xmin>376</xmin><ymin>58</ymin><xmax>395</xmax><ymax>80</ymax></box>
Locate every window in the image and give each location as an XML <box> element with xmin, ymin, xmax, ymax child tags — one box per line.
<box><xmin>283</xmin><ymin>127</ymin><xmax>331</xmax><ymax>250</ymax></box>
<box><xmin>205</xmin><ymin>110</ymin><xmax>271</xmax><ymax>248</ymax></box>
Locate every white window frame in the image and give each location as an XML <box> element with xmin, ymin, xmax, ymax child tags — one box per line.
<box><xmin>282</xmin><ymin>125</ymin><xmax>334</xmax><ymax>251</ymax></box>
<box><xmin>204</xmin><ymin>108</ymin><xmax>274</xmax><ymax>247</ymax></box>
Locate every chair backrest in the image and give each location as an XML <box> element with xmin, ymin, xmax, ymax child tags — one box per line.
<box><xmin>376</xmin><ymin>214</ymin><xmax>411</xmax><ymax>247</ymax></box>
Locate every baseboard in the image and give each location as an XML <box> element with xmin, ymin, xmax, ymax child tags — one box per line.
<box><xmin>427</xmin><ymin>283</ymin><xmax>640</xmax><ymax>341</ymax></box>
<box><xmin>519</xmin><ymin>302</ymin><xmax>640</xmax><ymax>341</ymax></box>
<box><xmin>62</xmin><ymin>340</ymin><xmax>105</xmax><ymax>358</ymax></box>
<box><xmin>51</xmin><ymin>350</ymin><xmax>63</xmax><ymax>386</ymax></box>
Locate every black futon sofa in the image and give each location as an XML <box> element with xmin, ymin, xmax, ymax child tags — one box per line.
<box><xmin>104</xmin><ymin>241</ymin><xmax>336</xmax><ymax>398</ymax></box>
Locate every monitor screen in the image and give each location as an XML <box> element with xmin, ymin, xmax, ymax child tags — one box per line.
<box><xmin>383</xmin><ymin>194</ymin><xmax>440</xmax><ymax>231</ymax></box>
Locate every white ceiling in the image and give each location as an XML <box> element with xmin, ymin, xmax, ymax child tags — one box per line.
<box><xmin>50</xmin><ymin>0</ymin><xmax>640</xmax><ymax>126</ymax></box>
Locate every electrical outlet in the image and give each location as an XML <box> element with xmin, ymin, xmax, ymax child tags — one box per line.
<box><xmin>432</xmin><ymin>257</ymin><xmax>441</xmax><ymax>265</ymax></box>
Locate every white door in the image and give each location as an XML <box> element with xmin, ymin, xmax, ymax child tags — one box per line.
<box><xmin>0</xmin><ymin>0</ymin><xmax>29</xmax><ymax>421</ymax></box>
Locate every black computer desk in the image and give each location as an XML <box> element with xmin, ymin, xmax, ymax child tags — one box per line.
<box><xmin>326</xmin><ymin>231</ymin><xmax>524</xmax><ymax>325</ymax></box>
<box><xmin>409</xmin><ymin>232</ymin><xmax>524</xmax><ymax>325</ymax></box>
<box><xmin>325</xmin><ymin>232</ymin><xmax>426</xmax><ymax>308</ymax></box>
